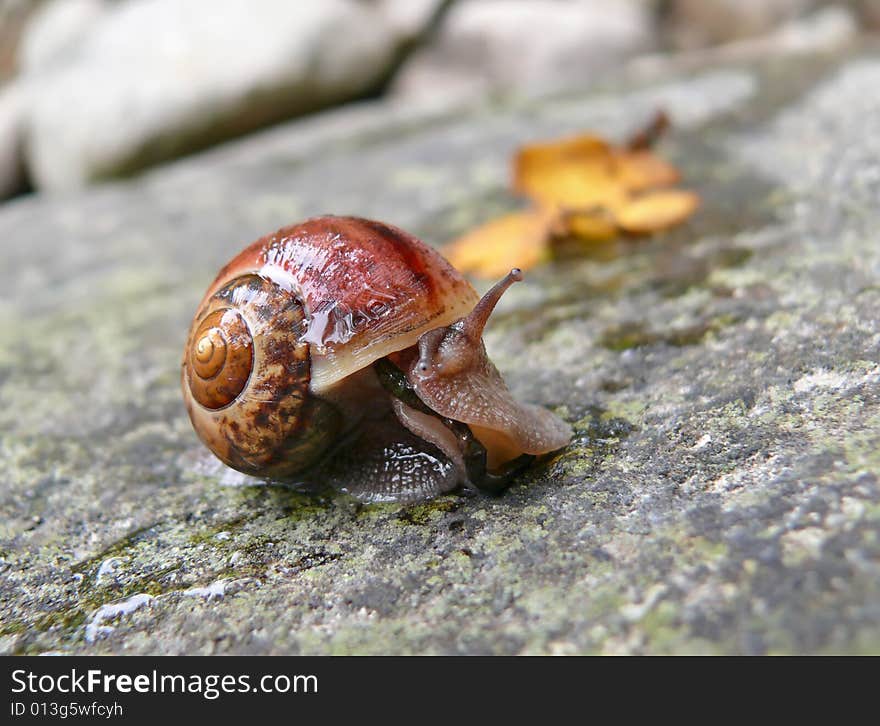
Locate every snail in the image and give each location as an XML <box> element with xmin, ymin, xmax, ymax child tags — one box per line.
<box><xmin>182</xmin><ymin>216</ymin><xmax>571</xmax><ymax>502</ymax></box>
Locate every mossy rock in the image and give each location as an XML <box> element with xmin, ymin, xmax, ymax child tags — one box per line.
<box><xmin>2</xmin><ymin>46</ymin><xmax>880</xmax><ymax>654</ymax></box>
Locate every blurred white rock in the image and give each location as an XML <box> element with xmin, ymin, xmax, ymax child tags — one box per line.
<box><xmin>663</xmin><ymin>0</ymin><xmax>814</xmax><ymax>49</ymax></box>
<box><xmin>771</xmin><ymin>5</ymin><xmax>857</xmax><ymax>51</ymax></box>
<box><xmin>859</xmin><ymin>0</ymin><xmax>880</xmax><ymax>28</ymax></box>
<box><xmin>1</xmin><ymin>0</ymin><xmax>871</xmax><ymax>197</ymax></box>
<box><xmin>0</xmin><ymin>82</ymin><xmax>25</xmax><ymax>197</ymax></box>
<box><xmin>390</xmin><ymin>0</ymin><xmax>655</xmax><ymax>107</ymax></box>
<box><xmin>374</xmin><ymin>0</ymin><xmax>448</xmax><ymax>40</ymax></box>
<box><xmin>635</xmin><ymin>4</ymin><xmax>858</xmax><ymax>70</ymax></box>
<box><xmin>18</xmin><ymin>0</ymin><xmax>110</xmax><ymax>72</ymax></box>
<box><xmin>20</xmin><ymin>0</ymin><xmax>416</xmax><ymax>191</ymax></box>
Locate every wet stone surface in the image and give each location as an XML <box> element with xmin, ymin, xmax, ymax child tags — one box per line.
<box><xmin>1</xmin><ymin>47</ymin><xmax>879</xmax><ymax>654</ymax></box>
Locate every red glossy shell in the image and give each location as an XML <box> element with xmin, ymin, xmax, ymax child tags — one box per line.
<box><xmin>201</xmin><ymin>216</ymin><xmax>480</xmax><ymax>391</ymax></box>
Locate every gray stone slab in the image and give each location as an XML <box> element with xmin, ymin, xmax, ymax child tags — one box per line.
<box><xmin>1</xmin><ymin>46</ymin><xmax>879</xmax><ymax>654</ymax></box>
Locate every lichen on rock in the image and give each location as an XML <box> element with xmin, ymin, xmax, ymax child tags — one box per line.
<box><xmin>1</xmin><ymin>47</ymin><xmax>880</xmax><ymax>655</ymax></box>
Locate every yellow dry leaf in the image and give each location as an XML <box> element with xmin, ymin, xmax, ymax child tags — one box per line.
<box><xmin>562</xmin><ymin>209</ymin><xmax>618</xmax><ymax>241</ymax></box>
<box><xmin>523</xmin><ymin>162</ymin><xmax>630</xmax><ymax>212</ymax></box>
<box><xmin>615</xmin><ymin>150</ymin><xmax>680</xmax><ymax>192</ymax></box>
<box><xmin>448</xmin><ymin>114</ymin><xmax>700</xmax><ymax>277</ymax></box>
<box><xmin>444</xmin><ymin>211</ymin><xmax>553</xmax><ymax>278</ymax></box>
<box><xmin>624</xmin><ymin>109</ymin><xmax>670</xmax><ymax>151</ymax></box>
<box><xmin>513</xmin><ymin>134</ymin><xmax>626</xmax><ymax>211</ymax></box>
<box><xmin>616</xmin><ymin>190</ymin><xmax>700</xmax><ymax>234</ymax></box>
<box><xmin>514</xmin><ymin>133</ymin><xmax>680</xmax><ymax>212</ymax></box>
<box><xmin>514</xmin><ymin>133</ymin><xmax>610</xmax><ymax>178</ymax></box>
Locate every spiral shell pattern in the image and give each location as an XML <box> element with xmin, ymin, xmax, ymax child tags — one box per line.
<box><xmin>187</xmin><ymin>308</ymin><xmax>253</xmax><ymax>409</ymax></box>
<box><xmin>182</xmin><ymin>274</ymin><xmax>341</xmax><ymax>477</ymax></box>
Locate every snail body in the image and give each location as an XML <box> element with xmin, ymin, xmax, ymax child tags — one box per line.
<box><xmin>182</xmin><ymin>216</ymin><xmax>571</xmax><ymax>501</ymax></box>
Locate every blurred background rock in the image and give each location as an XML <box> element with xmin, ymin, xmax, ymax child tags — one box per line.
<box><xmin>0</xmin><ymin>0</ymin><xmax>876</xmax><ymax>201</ymax></box>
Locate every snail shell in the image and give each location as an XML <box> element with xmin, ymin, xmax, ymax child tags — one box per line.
<box><xmin>182</xmin><ymin>216</ymin><xmax>571</xmax><ymax>500</ymax></box>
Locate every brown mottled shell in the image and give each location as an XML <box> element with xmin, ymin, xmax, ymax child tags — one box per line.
<box><xmin>187</xmin><ymin>308</ymin><xmax>253</xmax><ymax>409</ymax></box>
<box><xmin>183</xmin><ymin>274</ymin><xmax>340</xmax><ymax>477</ymax></box>
<box><xmin>182</xmin><ymin>216</ymin><xmax>480</xmax><ymax>478</ymax></box>
<box><xmin>200</xmin><ymin>216</ymin><xmax>479</xmax><ymax>392</ymax></box>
